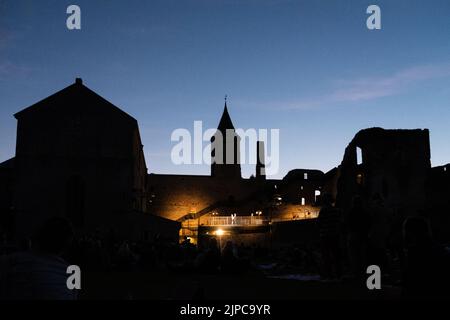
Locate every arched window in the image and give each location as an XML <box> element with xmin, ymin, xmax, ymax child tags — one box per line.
<box><xmin>356</xmin><ymin>173</ymin><xmax>364</xmax><ymax>185</ymax></box>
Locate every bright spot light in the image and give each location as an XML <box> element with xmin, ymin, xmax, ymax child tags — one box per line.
<box><xmin>216</xmin><ymin>229</ymin><xmax>224</xmax><ymax>236</ymax></box>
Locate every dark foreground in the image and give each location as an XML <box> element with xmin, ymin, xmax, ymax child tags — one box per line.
<box><xmin>80</xmin><ymin>271</ymin><xmax>401</xmax><ymax>300</ymax></box>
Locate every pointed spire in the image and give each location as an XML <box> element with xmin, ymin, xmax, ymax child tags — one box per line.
<box><xmin>223</xmin><ymin>94</ymin><xmax>229</xmax><ymax>115</ymax></box>
<box><xmin>217</xmin><ymin>95</ymin><xmax>235</xmax><ymax>130</ymax></box>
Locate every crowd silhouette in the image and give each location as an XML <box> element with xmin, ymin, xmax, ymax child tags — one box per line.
<box><xmin>317</xmin><ymin>192</ymin><xmax>450</xmax><ymax>298</ymax></box>
<box><xmin>1</xmin><ymin>194</ymin><xmax>450</xmax><ymax>299</ymax></box>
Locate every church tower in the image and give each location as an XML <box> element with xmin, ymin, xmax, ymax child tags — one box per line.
<box><xmin>210</xmin><ymin>100</ymin><xmax>241</xmax><ymax>179</ymax></box>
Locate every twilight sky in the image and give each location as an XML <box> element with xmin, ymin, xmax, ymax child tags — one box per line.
<box><xmin>1</xmin><ymin>0</ymin><xmax>449</xmax><ymax>179</ymax></box>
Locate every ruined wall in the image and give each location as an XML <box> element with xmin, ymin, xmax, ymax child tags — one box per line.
<box><xmin>278</xmin><ymin>169</ymin><xmax>324</xmax><ymax>205</ymax></box>
<box><xmin>337</xmin><ymin>127</ymin><xmax>431</xmax><ymax>221</ymax></box>
<box><xmin>271</xmin><ymin>204</ymin><xmax>319</xmax><ymax>221</ymax></box>
<box><xmin>149</xmin><ymin>168</ymin><xmax>325</xmax><ymax>223</ymax></box>
<box><xmin>322</xmin><ymin>167</ymin><xmax>340</xmax><ymax>201</ymax></box>
<box><xmin>426</xmin><ymin>164</ymin><xmax>450</xmax><ymax>243</ymax></box>
<box><xmin>147</xmin><ymin>174</ymin><xmax>261</xmax><ymax>221</ymax></box>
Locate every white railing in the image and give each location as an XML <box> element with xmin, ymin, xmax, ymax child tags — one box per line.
<box><xmin>203</xmin><ymin>216</ymin><xmax>267</xmax><ymax>226</ymax></box>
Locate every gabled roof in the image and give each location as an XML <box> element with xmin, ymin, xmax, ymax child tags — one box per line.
<box><xmin>14</xmin><ymin>78</ymin><xmax>137</xmax><ymax>124</ymax></box>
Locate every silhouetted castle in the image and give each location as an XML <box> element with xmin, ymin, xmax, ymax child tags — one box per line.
<box><xmin>0</xmin><ymin>79</ymin><xmax>449</xmax><ymax>246</ymax></box>
<box><xmin>149</xmin><ymin>101</ymin><xmax>324</xmax><ymax>245</ymax></box>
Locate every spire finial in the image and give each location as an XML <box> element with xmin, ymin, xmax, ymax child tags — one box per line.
<box><xmin>224</xmin><ymin>94</ymin><xmax>228</xmax><ymax>104</ymax></box>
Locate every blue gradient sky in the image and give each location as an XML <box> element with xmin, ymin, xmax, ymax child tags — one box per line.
<box><xmin>1</xmin><ymin>0</ymin><xmax>449</xmax><ymax>178</ymax></box>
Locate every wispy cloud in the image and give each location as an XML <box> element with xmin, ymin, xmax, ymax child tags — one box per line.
<box><xmin>0</xmin><ymin>60</ymin><xmax>31</xmax><ymax>78</ymax></box>
<box><xmin>331</xmin><ymin>63</ymin><xmax>450</xmax><ymax>103</ymax></box>
<box><xmin>241</xmin><ymin>62</ymin><xmax>450</xmax><ymax>111</ymax></box>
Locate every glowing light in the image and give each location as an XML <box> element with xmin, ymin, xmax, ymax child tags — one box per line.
<box><xmin>215</xmin><ymin>229</ymin><xmax>225</xmax><ymax>236</ymax></box>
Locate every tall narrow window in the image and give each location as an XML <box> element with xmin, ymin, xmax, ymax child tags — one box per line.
<box><xmin>304</xmin><ymin>173</ymin><xmax>308</xmax><ymax>180</ymax></box>
<box><xmin>301</xmin><ymin>197</ymin><xmax>306</xmax><ymax>206</ymax></box>
<box><xmin>356</xmin><ymin>147</ymin><xmax>363</xmax><ymax>165</ymax></box>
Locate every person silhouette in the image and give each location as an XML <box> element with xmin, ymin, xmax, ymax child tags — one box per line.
<box><xmin>231</xmin><ymin>213</ymin><xmax>237</xmax><ymax>225</ymax></box>
<box><xmin>0</xmin><ymin>217</ymin><xmax>76</xmax><ymax>300</ymax></box>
